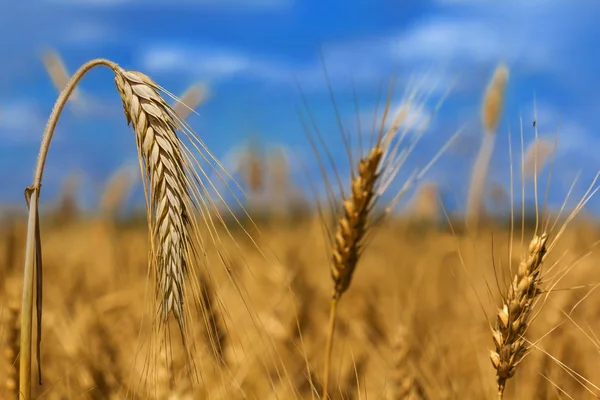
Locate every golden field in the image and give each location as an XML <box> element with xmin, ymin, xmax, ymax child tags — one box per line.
<box><xmin>3</xmin><ymin>56</ymin><xmax>598</xmax><ymax>400</ymax></box>
<box><xmin>2</xmin><ymin>211</ymin><xmax>600</xmax><ymax>399</ymax></box>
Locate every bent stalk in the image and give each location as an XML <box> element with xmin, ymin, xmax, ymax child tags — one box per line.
<box><xmin>19</xmin><ymin>59</ymin><xmax>118</xmax><ymax>399</ymax></box>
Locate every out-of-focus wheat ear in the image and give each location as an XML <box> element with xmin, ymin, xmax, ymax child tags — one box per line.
<box><xmin>482</xmin><ymin>64</ymin><xmax>509</xmax><ymax>134</ymax></box>
<box><xmin>466</xmin><ymin>63</ymin><xmax>509</xmax><ymax>231</ymax></box>
<box><xmin>113</xmin><ymin>68</ymin><xmax>193</xmax><ymax>339</ymax></box>
<box><xmin>268</xmin><ymin>145</ymin><xmax>293</xmax><ymax>222</ymax></box>
<box><xmin>171</xmin><ymin>82</ymin><xmax>209</xmax><ymax>121</ymax></box>
<box><xmin>390</xmin><ymin>324</ymin><xmax>415</xmax><ymax>400</ymax></box>
<box><xmin>53</xmin><ymin>171</ymin><xmax>82</xmax><ymax>224</ymax></box>
<box><xmin>523</xmin><ymin>137</ymin><xmax>553</xmax><ymax>179</ymax></box>
<box><xmin>237</xmin><ymin>137</ymin><xmax>267</xmax><ymax>216</ymax></box>
<box><xmin>197</xmin><ymin>273</ymin><xmax>227</xmax><ymax>366</ymax></box>
<box><xmin>41</xmin><ymin>48</ymin><xmax>81</xmax><ymax>102</ymax></box>
<box><xmin>4</xmin><ymin>300</ymin><xmax>20</xmax><ymax>398</ymax></box>
<box><xmin>2</xmin><ymin>215</ymin><xmax>18</xmax><ymax>287</ymax></box>
<box><xmin>407</xmin><ymin>181</ymin><xmax>440</xmax><ymax>224</ymax></box>
<box><xmin>98</xmin><ymin>164</ymin><xmax>138</xmax><ymax>219</ymax></box>
<box><xmin>490</xmin><ymin>233</ymin><xmax>548</xmax><ymax>398</ymax></box>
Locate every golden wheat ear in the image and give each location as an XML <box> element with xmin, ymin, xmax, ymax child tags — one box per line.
<box><xmin>488</xmin><ymin>99</ymin><xmax>600</xmax><ymax>398</ymax></box>
<box><xmin>299</xmin><ymin>66</ymin><xmax>457</xmax><ymax>399</ymax></box>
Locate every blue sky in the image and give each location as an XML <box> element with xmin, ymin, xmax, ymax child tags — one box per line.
<box><xmin>1</xmin><ymin>0</ymin><xmax>600</xmax><ymax>216</ymax></box>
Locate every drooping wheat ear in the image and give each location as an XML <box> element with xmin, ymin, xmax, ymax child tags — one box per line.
<box><xmin>113</xmin><ymin>68</ymin><xmax>192</xmax><ymax>331</ymax></box>
<box><xmin>4</xmin><ymin>301</ymin><xmax>20</xmax><ymax>398</ymax></box>
<box><xmin>491</xmin><ymin>233</ymin><xmax>548</xmax><ymax>398</ymax></box>
<box><xmin>20</xmin><ymin>58</ymin><xmax>222</xmax><ymax>399</ymax></box>
<box><xmin>466</xmin><ymin>63</ymin><xmax>509</xmax><ymax>230</ymax></box>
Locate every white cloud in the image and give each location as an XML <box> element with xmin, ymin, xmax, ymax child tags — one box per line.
<box><xmin>44</xmin><ymin>0</ymin><xmax>293</xmax><ymax>7</ymax></box>
<box><xmin>140</xmin><ymin>45</ymin><xmax>296</xmax><ymax>84</ymax></box>
<box><xmin>135</xmin><ymin>2</ymin><xmax>588</xmax><ymax>94</ymax></box>
<box><xmin>504</xmin><ymin>101</ymin><xmax>600</xmax><ymax>175</ymax></box>
<box><xmin>138</xmin><ymin>40</ymin><xmax>459</xmax><ymax>96</ymax></box>
<box><xmin>0</xmin><ymin>100</ymin><xmax>45</xmax><ymax>142</ymax></box>
<box><xmin>60</xmin><ymin>21</ymin><xmax>116</xmax><ymax>45</ymax></box>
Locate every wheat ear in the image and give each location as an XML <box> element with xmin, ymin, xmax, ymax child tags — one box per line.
<box><xmin>113</xmin><ymin>68</ymin><xmax>192</xmax><ymax>329</ymax></box>
<box><xmin>315</xmin><ymin>76</ymin><xmax>457</xmax><ymax>399</ymax></box>
<box><xmin>390</xmin><ymin>324</ymin><xmax>415</xmax><ymax>400</ymax></box>
<box><xmin>322</xmin><ymin>145</ymin><xmax>383</xmax><ymax>399</ymax></box>
<box><xmin>330</xmin><ymin>146</ymin><xmax>382</xmax><ymax>297</ymax></box>
<box><xmin>490</xmin><ymin>233</ymin><xmax>548</xmax><ymax>398</ymax></box>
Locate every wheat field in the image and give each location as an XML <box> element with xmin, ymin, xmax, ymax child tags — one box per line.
<box><xmin>1</xmin><ymin>208</ymin><xmax>600</xmax><ymax>399</ymax></box>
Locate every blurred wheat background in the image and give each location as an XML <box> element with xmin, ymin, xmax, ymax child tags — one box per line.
<box><xmin>2</xmin><ymin>1</ymin><xmax>600</xmax><ymax>399</ymax></box>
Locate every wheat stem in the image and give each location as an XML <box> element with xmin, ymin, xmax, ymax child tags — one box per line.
<box><xmin>322</xmin><ymin>294</ymin><xmax>339</xmax><ymax>400</ymax></box>
<box><xmin>19</xmin><ymin>59</ymin><xmax>118</xmax><ymax>399</ymax></box>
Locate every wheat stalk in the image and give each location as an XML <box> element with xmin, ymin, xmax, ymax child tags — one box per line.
<box><xmin>490</xmin><ymin>233</ymin><xmax>548</xmax><ymax>398</ymax></box>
